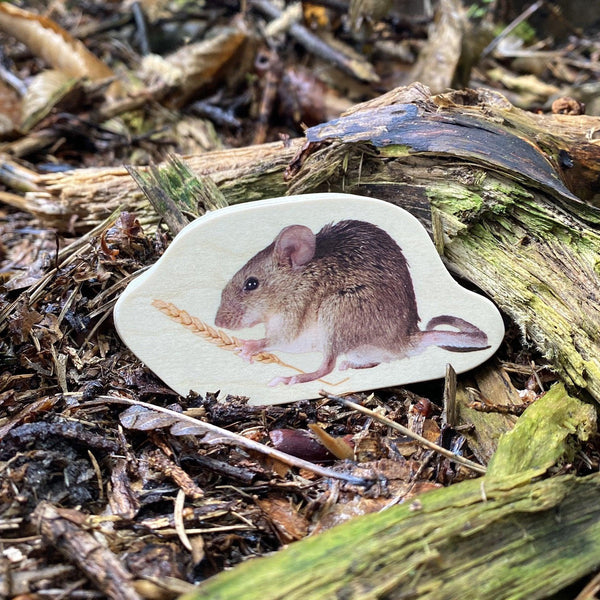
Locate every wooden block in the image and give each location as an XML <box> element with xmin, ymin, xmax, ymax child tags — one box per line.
<box><xmin>114</xmin><ymin>193</ymin><xmax>504</xmax><ymax>405</ymax></box>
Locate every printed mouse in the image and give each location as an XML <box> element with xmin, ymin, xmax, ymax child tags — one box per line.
<box><xmin>214</xmin><ymin>219</ymin><xmax>489</xmax><ymax>386</ymax></box>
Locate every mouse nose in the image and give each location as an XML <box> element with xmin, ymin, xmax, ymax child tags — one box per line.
<box><xmin>215</xmin><ymin>305</ymin><xmax>237</xmax><ymax>329</ymax></box>
<box><xmin>214</xmin><ymin>309</ymin><xmax>226</xmax><ymax>328</ymax></box>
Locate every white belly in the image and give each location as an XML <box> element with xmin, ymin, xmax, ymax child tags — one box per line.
<box><xmin>266</xmin><ymin>317</ymin><xmax>323</xmax><ymax>355</ymax></box>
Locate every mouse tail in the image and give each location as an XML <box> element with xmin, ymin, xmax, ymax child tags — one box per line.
<box><xmin>419</xmin><ymin>315</ymin><xmax>490</xmax><ymax>352</ymax></box>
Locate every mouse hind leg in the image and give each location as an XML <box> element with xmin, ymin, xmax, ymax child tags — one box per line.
<box><xmin>338</xmin><ymin>344</ymin><xmax>393</xmax><ymax>371</ymax></box>
<box><xmin>268</xmin><ymin>354</ymin><xmax>337</xmax><ymax>387</ymax></box>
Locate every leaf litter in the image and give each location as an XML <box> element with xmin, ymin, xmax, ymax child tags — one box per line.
<box><xmin>0</xmin><ymin>0</ymin><xmax>599</xmax><ymax>598</ymax></box>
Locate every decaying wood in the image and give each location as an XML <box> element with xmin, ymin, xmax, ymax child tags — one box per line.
<box><xmin>485</xmin><ymin>383</ymin><xmax>596</xmax><ymax>478</ymax></box>
<box><xmin>1</xmin><ymin>140</ymin><xmax>302</xmax><ymax>231</ymax></box>
<box><xmin>34</xmin><ymin>501</ymin><xmax>142</xmax><ymax>600</ymax></box>
<box><xmin>6</xmin><ymin>84</ymin><xmax>599</xmax><ymax>226</ymax></box>
<box><xmin>456</xmin><ymin>364</ymin><xmax>520</xmax><ymax>463</ymax></box>
<box><xmin>183</xmin><ymin>384</ymin><xmax>597</xmax><ymax>600</ymax></box>
<box><xmin>6</xmin><ymin>83</ymin><xmax>600</xmax><ymax>408</ymax></box>
<box><xmin>188</xmin><ymin>473</ymin><xmax>600</xmax><ymax>600</ymax></box>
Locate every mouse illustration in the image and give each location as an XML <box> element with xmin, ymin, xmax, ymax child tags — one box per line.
<box><xmin>214</xmin><ymin>220</ymin><xmax>489</xmax><ymax>386</ymax></box>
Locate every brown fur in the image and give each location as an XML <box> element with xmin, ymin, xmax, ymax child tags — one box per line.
<box><xmin>215</xmin><ymin>220</ymin><xmax>487</xmax><ymax>385</ymax></box>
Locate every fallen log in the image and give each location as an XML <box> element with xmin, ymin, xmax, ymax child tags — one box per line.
<box><xmin>4</xmin><ymin>83</ymin><xmax>600</xmax><ymax>404</ymax></box>
<box><xmin>0</xmin><ymin>140</ymin><xmax>301</xmax><ymax>231</ymax></box>
<box><xmin>182</xmin><ymin>384</ymin><xmax>597</xmax><ymax>600</ymax></box>
<box><xmin>187</xmin><ymin>472</ymin><xmax>600</xmax><ymax>600</ymax></box>
<box><xmin>5</xmin><ymin>84</ymin><xmax>600</xmax><ymax>230</ymax></box>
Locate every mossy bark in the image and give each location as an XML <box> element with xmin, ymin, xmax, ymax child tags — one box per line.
<box><xmin>5</xmin><ymin>84</ymin><xmax>600</xmax><ymax>401</ymax></box>
<box><xmin>185</xmin><ymin>473</ymin><xmax>600</xmax><ymax>600</ymax></box>
<box><xmin>283</xmin><ymin>86</ymin><xmax>600</xmax><ymax>402</ymax></box>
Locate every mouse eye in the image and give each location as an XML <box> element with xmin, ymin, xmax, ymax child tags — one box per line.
<box><xmin>243</xmin><ymin>277</ymin><xmax>259</xmax><ymax>291</ymax></box>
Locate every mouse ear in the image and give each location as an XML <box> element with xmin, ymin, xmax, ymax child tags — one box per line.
<box><xmin>274</xmin><ymin>225</ymin><xmax>316</xmax><ymax>268</ymax></box>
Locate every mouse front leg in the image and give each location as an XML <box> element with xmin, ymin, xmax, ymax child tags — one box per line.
<box><xmin>268</xmin><ymin>355</ymin><xmax>336</xmax><ymax>387</ymax></box>
<box><xmin>237</xmin><ymin>338</ymin><xmax>268</xmax><ymax>362</ymax></box>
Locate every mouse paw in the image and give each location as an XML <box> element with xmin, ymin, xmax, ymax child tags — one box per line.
<box><xmin>237</xmin><ymin>338</ymin><xmax>267</xmax><ymax>363</ymax></box>
<box><xmin>237</xmin><ymin>347</ymin><xmax>255</xmax><ymax>363</ymax></box>
<box><xmin>268</xmin><ymin>375</ymin><xmax>296</xmax><ymax>387</ymax></box>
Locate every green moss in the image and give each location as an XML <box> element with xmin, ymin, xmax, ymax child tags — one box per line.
<box><xmin>427</xmin><ymin>185</ymin><xmax>483</xmax><ymax>216</ymax></box>
<box><xmin>183</xmin><ymin>473</ymin><xmax>600</xmax><ymax>600</ymax></box>
<box><xmin>584</xmin><ymin>360</ymin><xmax>600</xmax><ymax>388</ymax></box>
<box><xmin>487</xmin><ymin>383</ymin><xmax>596</xmax><ymax>480</ymax></box>
<box><xmin>379</xmin><ymin>145</ymin><xmax>412</xmax><ymax>157</ymax></box>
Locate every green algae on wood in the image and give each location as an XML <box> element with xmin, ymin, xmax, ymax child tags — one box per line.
<box><xmin>441</xmin><ymin>208</ymin><xmax>600</xmax><ymax>399</ymax></box>
<box><xmin>486</xmin><ymin>382</ymin><xmax>596</xmax><ymax>480</ymax></box>
<box><xmin>126</xmin><ymin>156</ymin><xmax>228</xmax><ymax>235</ymax></box>
<box><xmin>182</xmin><ymin>473</ymin><xmax>600</xmax><ymax>600</ymax></box>
<box><xmin>181</xmin><ymin>385</ymin><xmax>597</xmax><ymax>600</ymax></box>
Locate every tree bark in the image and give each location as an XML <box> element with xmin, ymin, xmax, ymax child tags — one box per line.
<box><xmin>9</xmin><ymin>83</ymin><xmax>600</xmax><ymax>404</ymax></box>
<box><xmin>180</xmin><ymin>385</ymin><xmax>597</xmax><ymax>600</ymax></box>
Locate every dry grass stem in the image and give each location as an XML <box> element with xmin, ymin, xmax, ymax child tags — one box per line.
<box><xmin>320</xmin><ymin>391</ymin><xmax>487</xmax><ymax>475</ymax></box>
<box><xmin>152</xmin><ymin>299</ymin><xmax>299</xmax><ymax>369</ymax></box>
<box><xmin>88</xmin><ymin>395</ymin><xmax>373</xmax><ymax>486</ymax></box>
<box><xmin>151</xmin><ymin>299</ymin><xmax>348</xmax><ymax>386</ymax></box>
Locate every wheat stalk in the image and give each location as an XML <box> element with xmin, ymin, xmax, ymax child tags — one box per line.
<box><xmin>152</xmin><ymin>299</ymin><xmax>297</xmax><ymax>369</ymax></box>
<box><xmin>151</xmin><ymin>299</ymin><xmax>349</xmax><ymax>386</ymax></box>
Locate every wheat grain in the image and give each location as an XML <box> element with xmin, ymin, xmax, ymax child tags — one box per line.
<box><xmin>151</xmin><ymin>299</ymin><xmax>349</xmax><ymax>385</ymax></box>
<box><xmin>151</xmin><ymin>299</ymin><xmax>294</xmax><ymax>368</ymax></box>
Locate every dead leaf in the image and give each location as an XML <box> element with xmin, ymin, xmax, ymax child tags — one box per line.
<box><xmin>20</xmin><ymin>70</ymin><xmax>81</xmax><ymax>132</ymax></box>
<box><xmin>141</xmin><ymin>18</ymin><xmax>250</xmax><ymax>106</ymax></box>
<box><xmin>8</xmin><ymin>303</ymin><xmax>43</xmax><ymax>343</ymax></box>
<box><xmin>0</xmin><ymin>4</ymin><xmax>118</xmax><ymax>95</ymax></box>
<box><xmin>256</xmin><ymin>497</ymin><xmax>309</xmax><ymax>543</ymax></box>
<box><xmin>308</xmin><ymin>424</ymin><xmax>354</xmax><ymax>460</ymax></box>
<box><xmin>120</xmin><ymin>405</ymin><xmax>179</xmax><ymax>430</ymax></box>
<box><xmin>312</xmin><ymin>480</ymin><xmax>439</xmax><ymax>533</ymax></box>
<box><xmin>0</xmin><ymin>80</ymin><xmax>21</xmax><ymax>136</ymax></box>
<box><xmin>422</xmin><ymin>419</ymin><xmax>441</xmax><ymax>444</ymax></box>
<box><xmin>109</xmin><ymin>458</ymin><xmax>140</xmax><ymax>519</ymax></box>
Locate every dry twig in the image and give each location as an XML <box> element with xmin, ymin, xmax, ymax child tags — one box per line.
<box><xmin>320</xmin><ymin>391</ymin><xmax>487</xmax><ymax>474</ymax></box>
<box><xmin>86</xmin><ymin>395</ymin><xmax>376</xmax><ymax>486</ymax></box>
